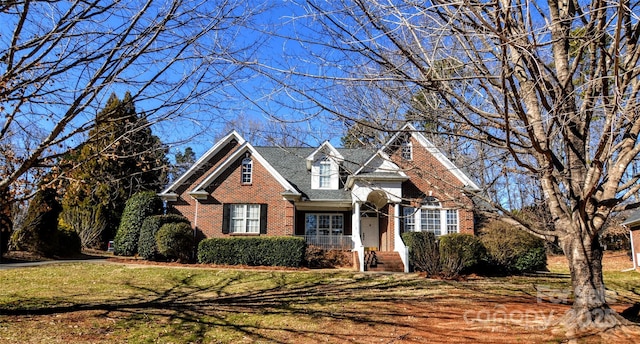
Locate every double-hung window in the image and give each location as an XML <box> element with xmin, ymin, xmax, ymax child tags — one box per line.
<box><xmin>318</xmin><ymin>157</ymin><xmax>331</xmax><ymax>188</ymax></box>
<box><xmin>446</xmin><ymin>209</ymin><xmax>459</xmax><ymax>234</ymax></box>
<box><xmin>403</xmin><ymin>207</ymin><xmax>416</xmax><ymax>231</ymax></box>
<box><xmin>229</xmin><ymin>204</ymin><xmax>260</xmax><ymax>233</ymax></box>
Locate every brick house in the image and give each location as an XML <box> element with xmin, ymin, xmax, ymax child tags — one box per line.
<box><xmin>623</xmin><ymin>210</ymin><xmax>640</xmax><ymax>270</ymax></box>
<box><xmin>160</xmin><ymin>123</ymin><xmax>480</xmax><ymax>272</ymax></box>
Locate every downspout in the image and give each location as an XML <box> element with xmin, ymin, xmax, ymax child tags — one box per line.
<box><xmin>192</xmin><ymin>198</ymin><xmax>199</xmax><ymax>261</ymax></box>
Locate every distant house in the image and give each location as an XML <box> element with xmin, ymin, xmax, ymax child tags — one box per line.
<box><xmin>623</xmin><ymin>210</ymin><xmax>640</xmax><ymax>270</ymax></box>
<box><xmin>160</xmin><ymin>123</ymin><xmax>480</xmax><ymax>272</ymax></box>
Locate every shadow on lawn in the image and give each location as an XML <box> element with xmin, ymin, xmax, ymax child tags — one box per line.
<box><xmin>1</xmin><ymin>271</ymin><xmax>639</xmax><ymax>343</ymax></box>
<box><xmin>0</xmin><ymin>272</ymin><xmax>450</xmax><ymax>343</ymax></box>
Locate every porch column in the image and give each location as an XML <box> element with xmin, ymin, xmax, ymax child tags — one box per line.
<box><xmin>393</xmin><ymin>202</ymin><xmax>409</xmax><ymax>272</ymax></box>
<box><xmin>352</xmin><ymin>201</ymin><xmax>365</xmax><ymax>272</ymax></box>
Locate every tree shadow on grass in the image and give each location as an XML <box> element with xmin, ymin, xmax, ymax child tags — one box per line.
<box><xmin>2</xmin><ymin>270</ymin><xmax>638</xmax><ymax>343</ymax></box>
<box><xmin>0</xmin><ymin>271</ymin><xmax>451</xmax><ymax>342</ymax></box>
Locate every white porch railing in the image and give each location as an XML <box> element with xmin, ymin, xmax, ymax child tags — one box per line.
<box><xmin>297</xmin><ymin>235</ymin><xmax>353</xmax><ymax>250</ymax></box>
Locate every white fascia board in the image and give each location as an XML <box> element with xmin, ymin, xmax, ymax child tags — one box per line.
<box><xmin>305</xmin><ymin>141</ymin><xmax>344</xmax><ymax>163</ymax></box>
<box><xmin>160</xmin><ymin>130</ymin><xmax>245</xmax><ymax>195</ymax></box>
<box><xmin>191</xmin><ymin>142</ymin><xmax>300</xmax><ymax>196</ymax></box>
<box><xmin>384</xmin><ymin>123</ymin><xmax>481</xmax><ymax>192</ymax></box>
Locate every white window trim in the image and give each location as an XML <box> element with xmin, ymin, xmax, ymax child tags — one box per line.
<box><xmin>241</xmin><ymin>157</ymin><xmax>252</xmax><ymax>184</ymax></box>
<box><xmin>404</xmin><ymin>206</ymin><xmax>459</xmax><ymax>236</ymax></box>
<box><xmin>319</xmin><ymin>158</ymin><xmax>331</xmax><ymax>188</ymax></box>
<box><xmin>230</xmin><ymin>204</ymin><xmax>260</xmax><ymax>234</ymax></box>
<box><xmin>311</xmin><ymin>155</ymin><xmax>339</xmax><ymax>190</ymax></box>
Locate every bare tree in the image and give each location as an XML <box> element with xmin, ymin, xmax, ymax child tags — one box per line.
<box><xmin>254</xmin><ymin>0</ymin><xmax>640</xmax><ymax>331</ymax></box>
<box><xmin>0</xmin><ymin>1</ymin><xmax>265</xmax><ymax>206</ymax></box>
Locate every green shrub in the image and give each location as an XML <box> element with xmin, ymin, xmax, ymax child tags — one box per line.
<box><xmin>139</xmin><ymin>214</ymin><xmax>190</xmax><ymax>260</ymax></box>
<box><xmin>439</xmin><ymin>233</ymin><xmax>485</xmax><ymax>278</ymax></box>
<box><xmin>515</xmin><ymin>246</ymin><xmax>547</xmax><ymax>272</ymax></box>
<box><xmin>198</xmin><ymin>237</ymin><xmax>306</xmax><ymax>267</ymax></box>
<box><xmin>402</xmin><ymin>231</ymin><xmax>440</xmax><ymax>276</ymax></box>
<box><xmin>9</xmin><ymin>188</ymin><xmax>81</xmax><ymax>257</ymax></box>
<box><xmin>113</xmin><ymin>191</ymin><xmax>162</xmax><ymax>256</ymax></box>
<box><xmin>10</xmin><ymin>188</ymin><xmax>62</xmax><ymax>256</ymax></box>
<box><xmin>480</xmin><ymin>221</ymin><xmax>547</xmax><ymax>274</ymax></box>
<box><xmin>155</xmin><ymin>222</ymin><xmax>194</xmax><ymax>262</ymax></box>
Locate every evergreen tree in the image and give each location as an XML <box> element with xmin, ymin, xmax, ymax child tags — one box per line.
<box><xmin>61</xmin><ymin>92</ymin><xmax>168</xmax><ymax>247</ymax></box>
<box><xmin>170</xmin><ymin>147</ymin><xmax>196</xmax><ymax>181</ymax></box>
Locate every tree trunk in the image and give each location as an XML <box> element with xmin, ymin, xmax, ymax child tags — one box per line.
<box><xmin>560</xmin><ymin>229</ymin><xmax>629</xmax><ymax>333</ymax></box>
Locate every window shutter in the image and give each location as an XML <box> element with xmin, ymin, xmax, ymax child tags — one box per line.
<box><xmin>259</xmin><ymin>204</ymin><xmax>268</xmax><ymax>234</ymax></box>
<box><xmin>222</xmin><ymin>204</ymin><xmax>230</xmax><ymax>234</ymax></box>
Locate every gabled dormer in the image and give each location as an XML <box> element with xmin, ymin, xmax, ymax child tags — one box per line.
<box><xmin>306</xmin><ymin>141</ymin><xmax>344</xmax><ymax>190</ymax></box>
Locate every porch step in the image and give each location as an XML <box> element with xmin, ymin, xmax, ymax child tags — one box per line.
<box><xmin>364</xmin><ymin>251</ymin><xmax>404</xmax><ymax>272</ymax></box>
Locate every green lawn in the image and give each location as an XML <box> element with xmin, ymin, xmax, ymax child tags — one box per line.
<box><xmin>0</xmin><ymin>261</ymin><xmax>638</xmax><ymax>343</ymax></box>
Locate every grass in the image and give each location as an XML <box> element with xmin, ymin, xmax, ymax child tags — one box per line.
<box><xmin>0</xmin><ymin>255</ymin><xmax>638</xmax><ymax>343</ymax></box>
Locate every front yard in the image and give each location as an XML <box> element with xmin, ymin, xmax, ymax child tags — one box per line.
<box><xmin>0</xmin><ymin>252</ymin><xmax>638</xmax><ymax>343</ymax></box>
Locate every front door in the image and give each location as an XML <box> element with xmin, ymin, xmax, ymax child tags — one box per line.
<box><xmin>361</xmin><ymin>216</ymin><xmax>379</xmax><ymax>250</ymax></box>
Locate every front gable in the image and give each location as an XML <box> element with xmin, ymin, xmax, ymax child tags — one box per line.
<box><xmin>159</xmin><ymin>130</ymin><xmax>245</xmax><ymax>201</ymax></box>
<box><xmin>191</xmin><ymin>142</ymin><xmax>300</xmax><ymax>199</ymax></box>
<box><xmin>384</xmin><ymin>123</ymin><xmax>480</xmax><ymax>192</ymax></box>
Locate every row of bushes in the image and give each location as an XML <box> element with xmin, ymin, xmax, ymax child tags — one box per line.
<box><xmin>113</xmin><ymin>192</ymin><xmax>307</xmax><ymax>267</ymax></box>
<box><xmin>402</xmin><ymin>223</ymin><xmax>547</xmax><ymax>278</ymax></box>
<box><xmin>198</xmin><ymin>237</ymin><xmax>306</xmax><ymax>267</ymax></box>
<box><xmin>113</xmin><ymin>192</ymin><xmax>195</xmax><ymax>262</ymax></box>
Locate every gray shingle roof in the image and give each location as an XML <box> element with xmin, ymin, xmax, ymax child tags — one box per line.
<box><xmin>623</xmin><ymin>209</ymin><xmax>640</xmax><ymax>227</ymax></box>
<box><xmin>254</xmin><ymin>146</ymin><xmax>376</xmax><ymax>201</ymax></box>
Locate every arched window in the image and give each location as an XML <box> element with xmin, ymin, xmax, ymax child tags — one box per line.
<box><xmin>241</xmin><ymin>157</ymin><xmax>252</xmax><ymax>184</ymax></box>
<box><xmin>422</xmin><ymin>196</ymin><xmax>441</xmax><ymax>207</ymax></box>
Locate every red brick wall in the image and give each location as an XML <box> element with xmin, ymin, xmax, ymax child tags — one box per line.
<box><xmin>390</xmin><ymin>135</ymin><xmax>476</xmax><ymax>235</ymax></box>
<box><xmin>168</xmin><ymin>145</ymin><xmax>294</xmax><ymax>239</ymax></box>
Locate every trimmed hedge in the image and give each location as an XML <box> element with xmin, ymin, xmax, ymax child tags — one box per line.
<box><xmin>439</xmin><ymin>233</ymin><xmax>485</xmax><ymax>278</ymax></box>
<box><xmin>156</xmin><ymin>222</ymin><xmax>194</xmax><ymax>262</ymax></box>
<box><xmin>113</xmin><ymin>191</ymin><xmax>162</xmax><ymax>256</ymax></box>
<box><xmin>401</xmin><ymin>231</ymin><xmax>440</xmax><ymax>276</ymax></box>
<box><xmin>139</xmin><ymin>214</ymin><xmax>190</xmax><ymax>260</ymax></box>
<box><xmin>198</xmin><ymin>236</ymin><xmax>306</xmax><ymax>267</ymax></box>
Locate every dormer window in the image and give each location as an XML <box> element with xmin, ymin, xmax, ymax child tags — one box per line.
<box><xmin>307</xmin><ymin>142</ymin><xmax>343</xmax><ymax>190</ymax></box>
<box><xmin>319</xmin><ymin>156</ymin><xmax>331</xmax><ymax>188</ymax></box>
<box><xmin>241</xmin><ymin>157</ymin><xmax>252</xmax><ymax>184</ymax></box>
<box><xmin>401</xmin><ymin>139</ymin><xmax>412</xmax><ymax>160</ymax></box>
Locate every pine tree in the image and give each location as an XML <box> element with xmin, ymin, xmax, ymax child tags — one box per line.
<box><xmin>61</xmin><ymin>92</ymin><xmax>168</xmax><ymax>248</ymax></box>
<box><xmin>170</xmin><ymin>147</ymin><xmax>196</xmax><ymax>181</ymax></box>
